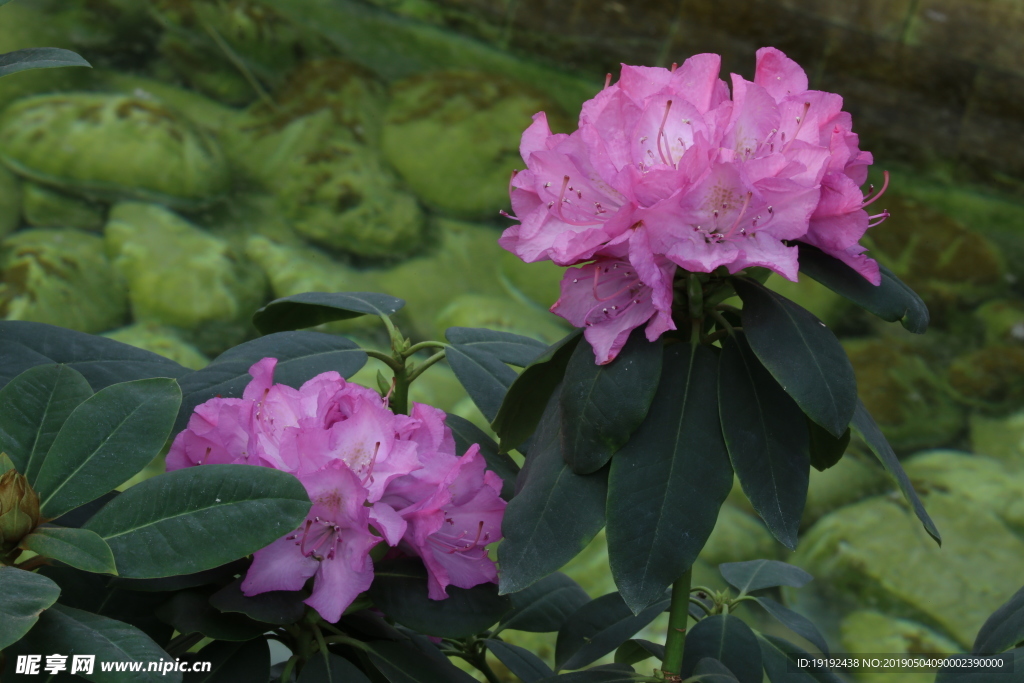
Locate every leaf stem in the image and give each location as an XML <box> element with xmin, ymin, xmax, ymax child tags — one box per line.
<box><xmin>662</xmin><ymin>567</ymin><xmax>693</xmax><ymax>676</ymax></box>
<box><xmin>364</xmin><ymin>349</ymin><xmax>403</xmax><ymax>372</ymax></box>
<box><xmin>405</xmin><ymin>340</ymin><xmax>449</xmax><ymax>357</ymax></box>
<box><xmin>406</xmin><ymin>350</ymin><xmax>447</xmax><ymax>383</ymax></box>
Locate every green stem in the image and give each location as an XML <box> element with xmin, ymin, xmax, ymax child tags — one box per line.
<box><xmin>280</xmin><ymin>655</ymin><xmax>299</xmax><ymax>683</ymax></box>
<box><xmin>364</xmin><ymin>349</ymin><xmax>403</xmax><ymax>372</ymax></box>
<box><xmin>390</xmin><ymin>366</ymin><xmax>410</xmax><ymax>415</ymax></box>
<box><xmin>404</xmin><ymin>340</ymin><xmax>448</xmax><ymax>357</ymax></box>
<box><xmin>709</xmin><ymin>309</ymin><xmax>736</xmax><ymax>336</ymax></box>
<box><xmin>322</xmin><ymin>635</ymin><xmax>370</xmax><ymax>651</ymax></box>
<box><xmin>406</xmin><ymin>350</ymin><xmax>446</xmax><ymax>383</ymax></box>
<box><xmin>470</xmin><ymin>651</ymin><xmax>501</xmax><ymax>683</ymax></box>
<box><xmin>662</xmin><ymin>567</ymin><xmax>693</xmax><ymax>676</ymax></box>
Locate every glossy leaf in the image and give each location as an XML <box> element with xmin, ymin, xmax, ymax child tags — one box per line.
<box><xmin>973</xmin><ymin>584</ymin><xmax>1024</xmax><ymax>654</ymax></box>
<box><xmin>561</xmin><ymin>329</ymin><xmax>662</xmax><ymax>474</ymax></box>
<box><xmin>498</xmin><ymin>394</ymin><xmax>608</xmax><ymax>595</ymax></box>
<box><xmin>35</xmin><ymin>378</ymin><xmax>181</xmax><ymax>519</ymax></box>
<box><xmin>175</xmin><ymin>331</ymin><xmax>367</xmax><ymax>432</ymax></box>
<box><xmin>209</xmin><ymin>578</ymin><xmax>307</xmax><ymax>626</ymax></box>
<box><xmin>718</xmin><ymin>334</ymin><xmax>809</xmax><ymax>549</ymax></box>
<box><xmin>538</xmin><ymin>664</ymin><xmax>644</xmax><ymax>683</ymax></box>
<box><xmin>445</xmin><ymin>327</ymin><xmax>547</xmax><ymax>367</ymax></box>
<box><xmin>807</xmin><ymin>420</ymin><xmax>849</xmax><ymax>473</ymax></box>
<box><xmin>679</xmin><ymin>615</ymin><xmax>762</xmax><ymax>683</ymax></box>
<box><xmin>850</xmin><ymin>400</ymin><xmax>941</xmax><ymax>545</ymax></box>
<box><xmin>0</xmin><ymin>363</ymin><xmax>92</xmax><ymax>482</ymax></box>
<box><xmin>485</xmin><ymin>639</ymin><xmax>554</xmax><ymax>682</ymax></box>
<box><xmin>84</xmin><ymin>464</ymin><xmax>311</xmax><ymax>578</ymax></box>
<box><xmin>0</xmin><ymin>320</ymin><xmax>188</xmax><ymax>392</ymax></box>
<box><xmin>614</xmin><ymin>639</ymin><xmax>665</xmax><ymax>665</ymax></box>
<box><xmin>690</xmin><ymin>658</ymin><xmax>740</xmax><ymax>682</ymax></box>
<box><xmin>718</xmin><ymin>560</ymin><xmax>813</xmax><ymax>595</ymax></box>
<box><xmin>20</xmin><ymin>526</ymin><xmax>117</xmax><ymax>575</ymax></box>
<box><xmin>934</xmin><ymin>648</ymin><xmax>1023</xmax><ymax>683</ymax></box>
<box><xmin>492</xmin><ymin>329</ymin><xmax>583</xmax><ymax>452</ymax></box>
<box><xmin>184</xmin><ymin>638</ymin><xmax>270</xmax><ymax>683</ymax></box>
<box><xmin>734</xmin><ymin>278</ymin><xmax>857</xmax><ymax>437</ymax></box>
<box><xmin>446</xmin><ymin>343</ymin><xmax>518</xmax><ymax>422</ymax></box>
<box><xmin>156</xmin><ymin>589</ymin><xmax>271</xmax><ymax>641</ymax></box>
<box><xmin>368</xmin><ymin>558</ymin><xmax>511</xmax><ymax>638</ymax></box>
<box><xmin>367</xmin><ymin>639</ymin><xmax>478</xmax><ymax>683</ymax></box>
<box><xmin>797</xmin><ymin>243</ymin><xmax>929</xmax><ymax>334</ymax></box>
<box><xmin>112</xmin><ymin>560</ymin><xmax>248</xmax><ymax>593</ymax></box>
<box><xmin>446</xmin><ymin>413</ymin><xmax>519</xmax><ymax>501</ymax></box>
<box><xmin>752</xmin><ymin>596</ymin><xmax>829</xmax><ymax>654</ymax></box>
<box><xmin>555</xmin><ymin>592</ymin><xmax>670</xmax><ymax>671</ymax></box>
<box><xmin>497</xmin><ymin>572</ymin><xmax>591</xmax><ymax>634</ymax></box>
<box><xmin>0</xmin><ymin>566</ymin><xmax>60</xmax><ymax>650</ymax></box>
<box><xmin>607</xmin><ymin>343</ymin><xmax>733</xmax><ymax>613</ymax></box>
<box><xmin>299</xmin><ymin>652</ymin><xmax>372</xmax><ymax>683</ymax></box>
<box><xmin>0</xmin><ymin>47</ymin><xmax>91</xmax><ymax>77</ymax></box>
<box><xmin>756</xmin><ymin>633</ymin><xmax>845</xmax><ymax>683</ymax></box>
<box><xmin>252</xmin><ymin>291</ymin><xmax>405</xmax><ymax>334</ymax></box>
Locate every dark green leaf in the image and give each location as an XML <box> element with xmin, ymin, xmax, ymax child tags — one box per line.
<box><xmin>718</xmin><ymin>334</ymin><xmax>809</xmax><ymax>549</ymax></box>
<box><xmin>209</xmin><ymin>578</ymin><xmax>307</xmax><ymax>626</ymax></box>
<box><xmin>446</xmin><ymin>343</ymin><xmax>518</xmax><ymax>423</ymax></box>
<box><xmin>492</xmin><ymin>330</ymin><xmax>583</xmax><ymax>452</ymax></box>
<box><xmin>35</xmin><ymin>378</ymin><xmax>181</xmax><ymax>519</ymax></box>
<box><xmin>52</xmin><ymin>491</ymin><xmax>119</xmax><ymax>529</ymax></box>
<box><xmin>973</xmin><ymin>584</ymin><xmax>1024</xmax><ymax>654</ymax></box>
<box><xmin>445</xmin><ymin>327</ymin><xmax>547</xmax><ymax>367</ymax></box>
<box><xmin>555</xmin><ymin>592</ymin><xmax>669</xmax><ymax>671</ymax></box>
<box><xmin>934</xmin><ymin>648</ymin><xmax>1023</xmax><ymax>682</ymax></box>
<box><xmin>252</xmin><ymin>292</ymin><xmax>405</xmax><ymax>334</ymax></box>
<box><xmin>485</xmin><ymin>639</ymin><xmax>554</xmax><ymax>682</ymax></box>
<box><xmin>299</xmin><ymin>652</ymin><xmax>372</xmax><ymax>683</ymax></box>
<box><xmin>752</xmin><ymin>597</ymin><xmax>829</xmax><ymax>654</ymax></box>
<box><xmin>850</xmin><ymin>400</ymin><xmax>941</xmax><ymax>545</ymax></box>
<box><xmin>0</xmin><ymin>320</ymin><xmax>188</xmax><ymax>392</ymax></box>
<box><xmin>156</xmin><ymin>589</ymin><xmax>271</xmax><ymax>641</ymax></box>
<box><xmin>607</xmin><ymin>343</ymin><xmax>733</xmax><ymax>613</ymax></box>
<box><xmin>538</xmin><ymin>664</ymin><xmax>643</xmax><ymax>683</ymax></box>
<box><xmin>0</xmin><ymin>364</ymin><xmax>92</xmax><ymax>482</ymax></box>
<box><xmin>0</xmin><ymin>451</ymin><xmax>13</xmax><ymax>475</ymax></box>
<box><xmin>184</xmin><ymin>638</ymin><xmax>270</xmax><ymax>683</ymax></box>
<box><xmin>497</xmin><ymin>572</ymin><xmax>591</xmax><ymax>634</ymax></box>
<box><xmin>0</xmin><ymin>566</ymin><xmax>60</xmax><ymax>650</ymax></box>
<box><xmin>368</xmin><ymin>558</ymin><xmax>511</xmax><ymax>638</ymax></box>
<box><xmin>175</xmin><ymin>331</ymin><xmax>367</xmax><ymax>433</ymax></box>
<box><xmin>680</xmin><ymin>615</ymin><xmax>762</xmax><ymax>683</ymax></box>
<box><xmin>756</xmin><ymin>633</ymin><xmax>845</xmax><ymax>683</ymax></box>
<box><xmin>0</xmin><ymin>47</ymin><xmax>91</xmax><ymax>77</ymax></box>
<box><xmin>367</xmin><ymin>639</ymin><xmax>478</xmax><ymax>683</ymax></box>
<box><xmin>561</xmin><ymin>329</ymin><xmax>662</xmax><ymax>475</ymax></box>
<box><xmin>796</xmin><ymin>243</ymin><xmax>929</xmax><ymax>334</ymax></box>
<box><xmin>497</xmin><ymin>393</ymin><xmax>607</xmax><ymax>595</ymax></box>
<box><xmin>446</xmin><ymin>413</ymin><xmax>519</xmax><ymax>501</ymax></box>
<box><xmin>734</xmin><ymin>278</ymin><xmax>857</xmax><ymax>437</ymax></box>
<box><xmin>718</xmin><ymin>560</ymin><xmax>813</xmax><ymax>595</ymax></box>
<box><xmin>20</xmin><ymin>526</ymin><xmax>117</xmax><ymax>575</ymax></box>
<box><xmin>807</xmin><ymin>420</ymin><xmax>849</xmax><ymax>473</ymax></box>
<box><xmin>84</xmin><ymin>464</ymin><xmax>311</xmax><ymax>578</ymax></box>
<box><xmin>112</xmin><ymin>560</ymin><xmax>248</xmax><ymax>593</ymax></box>
<box><xmin>690</xmin><ymin>657</ymin><xmax>740</xmax><ymax>682</ymax></box>
<box><xmin>614</xmin><ymin>639</ymin><xmax>665</xmax><ymax>666</ymax></box>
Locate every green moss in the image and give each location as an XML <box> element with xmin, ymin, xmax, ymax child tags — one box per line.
<box><xmin>840</xmin><ymin>610</ymin><xmax>962</xmax><ymax>683</ymax></box>
<box><xmin>21</xmin><ymin>182</ymin><xmax>105</xmax><ymax>231</ymax></box>
<box><xmin>103</xmin><ymin>323</ymin><xmax>210</xmax><ymax>370</ymax></box>
<box><xmin>0</xmin><ymin>165</ymin><xmax>20</xmax><ymax>240</ymax></box>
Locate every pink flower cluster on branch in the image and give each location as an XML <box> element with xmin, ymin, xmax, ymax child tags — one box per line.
<box><xmin>501</xmin><ymin>48</ymin><xmax>888</xmax><ymax>364</ymax></box>
<box><xmin>167</xmin><ymin>358</ymin><xmax>506</xmax><ymax>622</ymax></box>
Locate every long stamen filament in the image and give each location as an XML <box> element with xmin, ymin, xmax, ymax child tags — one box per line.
<box><xmin>723</xmin><ymin>192</ymin><xmax>753</xmax><ymax>239</ymax></box>
<box><xmin>656</xmin><ymin>100</ymin><xmax>675</xmax><ymax>167</ymax></box>
<box><xmin>554</xmin><ymin>175</ymin><xmax>603</xmax><ymax>227</ymax></box>
<box><xmin>861</xmin><ymin>170</ymin><xmax>890</xmax><ymax>208</ymax></box>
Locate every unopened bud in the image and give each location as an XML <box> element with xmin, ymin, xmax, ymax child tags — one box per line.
<box><xmin>0</xmin><ymin>469</ymin><xmax>41</xmax><ymax>553</ymax></box>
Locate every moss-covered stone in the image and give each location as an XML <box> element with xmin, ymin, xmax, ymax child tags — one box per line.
<box><xmin>839</xmin><ymin>610</ymin><xmax>962</xmax><ymax>683</ymax></box>
<box><xmin>22</xmin><ymin>182</ymin><xmax>105</xmax><ymax>231</ymax></box>
<box><xmin>434</xmin><ymin>294</ymin><xmax>568</xmax><ymax>343</ymax></box>
<box><xmin>105</xmin><ymin>202</ymin><xmax>266</xmax><ymax>353</ymax></box>
<box><xmin>803</xmin><ymin>452</ymin><xmax>890</xmax><ymax>528</ymax></box>
<box><xmin>974</xmin><ymin>299</ymin><xmax>1024</xmax><ymax>346</ymax></box>
<box><xmin>948</xmin><ymin>346</ymin><xmax>1024</xmax><ymax>415</ymax></box>
<box><xmin>103</xmin><ymin>323</ymin><xmax>210</xmax><ymax>370</ymax></box>
<box><xmin>970</xmin><ymin>410</ymin><xmax>1024</xmax><ymax>472</ymax></box>
<box><xmin>0</xmin><ymin>165</ymin><xmax>20</xmax><ymax>240</ymax></box>
<box><xmin>698</xmin><ymin>503</ymin><xmax>780</xmax><ymax>567</ymax></box>
<box><xmin>0</xmin><ymin>228</ymin><xmax>127</xmax><ymax>333</ymax></box>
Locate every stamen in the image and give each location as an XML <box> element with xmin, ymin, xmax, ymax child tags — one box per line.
<box><xmin>867</xmin><ymin>209</ymin><xmax>890</xmax><ymax>228</ymax></box>
<box><xmin>553</xmin><ymin>175</ymin><xmax>603</xmax><ymax>226</ymax></box>
<box><xmin>604</xmin><ymin>73</ymin><xmax>612</xmax><ymax>89</ymax></box>
<box><xmin>783</xmin><ymin>102</ymin><xmax>811</xmax><ymax>152</ymax></box>
<box><xmin>861</xmin><ymin>170</ymin><xmax>890</xmax><ymax>208</ymax></box>
<box><xmin>723</xmin><ymin>192</ymin><xmax>753</xmax><ymax>239</ymax></box>
<box><xmin>656</xmin><ymin>100</ymin><xmax>675</xmax><ymax>167</ymax></box>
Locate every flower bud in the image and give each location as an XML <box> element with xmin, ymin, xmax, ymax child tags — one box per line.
<box><xmin>0</xmin><ymin>470</ymin><xmax>41</xmax><ymax>553</ymax></box>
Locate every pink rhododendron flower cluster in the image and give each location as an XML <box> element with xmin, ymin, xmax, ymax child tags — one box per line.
<box><xmin>167</xmin><ymin>358</ymin><xmax>506</xmax><ymax>622</ymax></box>
<box><xmin>501</xmin><ymin>48</ymin><xmax>889</xmax><ymax>364</ymax></box>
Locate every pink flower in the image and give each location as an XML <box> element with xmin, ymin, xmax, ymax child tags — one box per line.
<box><xmin>501</xmin><ymin>48</ymin><xmax>887</xmax><ymax>363</ymax></box>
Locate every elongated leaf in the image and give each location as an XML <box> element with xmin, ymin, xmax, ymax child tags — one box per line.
<box><xmin>20</xmin><ymin>526</ymin><xmax>116</xmax><ymax>575</ymax></box>
<box><xmin>498</xmin><ymin>394</ymin><xmax>608</xmax><ymax>595</ymax></box>
<box><xmin>209</xmin><ymin>578</ymin><xmax>306</xmax><ymax>626</ymax></box>
<box><xmin>485</xmin><ymin>639</ymin><xmax>554</xmax><ymax>682</ymax></box>
<box><xmin>734</xmin><ymin>278</ymin><xmax>856</xmax><ymax>437</ymax></box>
<box><xmin>368</xmin><ymin>558</ymin><xmax>511</xmax><ymax>638</ymax></box>
<box><xmin>973</xmin><ymin>584</ymin><xmax>1024</xmax><ymax>654</ymax></box>
<box><xmin>156</xmin><ymin>589</ymin><xmax>271</xmax><ymax>641</ymax></box>
<box><xmin>492</xmin><ymin>329</ymin><xmax>583</xmax><ymax>452</ymax></box>
<box><xmin>367</xmin><ymin>639</ymin><xmax>478</xmax><ymax>683</ymax></box>
<box><xmin>934</xmin><ymin>648</ymin><xmax>1023</xmax><ymax>682</ymax></box>
<box><xmin>614</xmin><ymin>639</ymin><xmax>665</xmax><ymax>666</ymax></box>
<box><xmin>252</xmin><ymin>291</ymin><xmax>405</xmax><ymax>334</ymax></box>
<box><xmin>607</xmin><ymin>342</ymin><xmax>733</xmax><ymax>613</ymax></box>
<box><xmin>175</xmin><ymin>331</ymin><xmax>367</xmax><ymax>433</ymax></box>
<box><xmin>497</xmin><ymin>572</ymin><xmax>591</xmax><ymax>634</ymax></box>
<box><xmin>756</xmin><ymin>633</ymin><xmax>845</xmax><ymax>683</ymax></box>
<box><xmin>0</xmin><ymin>364</ymin><xmax>93</xmax><ymax>482</ymax></box>
<box><xmin>184</xmin><ymin>638</ymin><xmax>270</xmax><ymax>683</ymax></box>
<box><xmin>0</xmin><ymin>320</ymin><xmax>189</xmax><ymax>392</ymax></box>
<box><xmin>797</xmin><ymin>243</ymin><xmax>929</xmax><ymax>334</ymax></box>
<box><xmin>718</xmin><ymin>334</ymin><xmax>809</xmax><ymax>549</ymax></box>
<box><xmin>0</xmin><ymin>566</ymin><xmax>60</xmax><ymax>650</ymax></box>
<box><xmin>112</xmin><ymin>560</ymin><xmax>248</xmax><ymax>593</ymax></box>
<box><xmin>84</xmin><ymin>464</ymin><xmax>311</xmax><ymax>578</ymax></box>
<box><xmin>446</xmin><ymin>413</ymin><xmax>519</xmax><ymax>501</ymax></box>
<box><xmin>718</xmin><ymin>560</ymin><xmax>812</xmax><ymax>595</ymax></box>
<box><xmin>850</xmin><ymin>400</ymin><xmax>941</xmax><ymax>545</ymax></box>
<box><xmin>34</xmin><ymin>378</ymin><xmax>182</xmax><ymax>519</ymax></box>
<box><xmin>752</xmin><ymin>596</ymin><xmax>829</xmax><ymax>654</ymax></box>
<box><xmin>299</xmin><ymin>652</ymin><xmax>372</xmax><ymax>683</ymax></box>
<box><xmin>561</xmin><ymin>329</ymin><xmax>662</xmax><ymax>474</ymax></box>
<box><xmin>0</xmin><ymin>47</ymin><xmax>91</xmax><ymax>77</ymax></box>
<box><xmin>538</xmin><ymin>664</ymin><xmax>644</xmax><ymax>683</ymax></box>
<box><xmin>555</xmin><ymin>592</ymin><xmax>669</xmax><ymax>671</ymax></box>
<box><xmin>807</xmin><ymin>420</ymin><xmax>849</xmax><ymax>472</ymax></box>
<box><xmin>691</xmin><ymin>658</ymin><xmax>740</xmax><ymax>682</ymax></box>
<box><xmin>446</xmin><ymin>343</ymin><xmax>518</xmax><ymax>422</ymax></box>
<box><xmin>446</xmin><ymin>327</ymin><xmax>547</xmax><ymax>367</ymax></box>
<box><xmin>680</xmin><ymin>615</ymin><xmax>762</xmax><ymax>683</ymax></box>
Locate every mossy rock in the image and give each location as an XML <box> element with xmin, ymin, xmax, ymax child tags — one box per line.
<box><xmin>434</xmin><ymin>294</ymin><xmax>568</xmax><ymax>344</ymax></box>
<box><xmin>0</xmin><ymin>165</ymin><xmax>20</xmax><ymax>239</ymax></box>
<box><xmin>839</xmin><ymin>610</ymin><xmax>962</xmax><ymax>683</ymax></box>
<box><xmin>948</xmin><ymin>345</ymin><xmax>1024</xmax><ymax>415</ymax></box>
<box><xmin>0</xmin><ymin>228</ymin><xmax>128</xmax><ymax>333</ymax></box>
<box><xmin>803</xmin><ymin>453</ymin><xmax>891</xmax><ymax>528</ymax></box>
<box><xmin>0</xmin><ymin>93</ymin><xmax>230</xmax><ymax>209</ymax></box>
<box><xmin>970</xmin><ymin>410</ymin><xmax>1024</xmax><ymax>472</ymax></box>
<box><xmin>974</xmin><ymin>298</ymin><xmax>1024</xmax><ymax>346</ymax></box>
<box><xmin>102</xmin><ymin>323</ymin><xmax>209</xmax><ymax>370</ymax></box>
<box><xmin>698</xmin><ymin>503</ymin><xmax>779</xmax><ymax>567</ymax></box>
<box><xmin>22</xmin><ymin>182</ymin><xmax>105</xmax><ymax>231</ymax></box>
